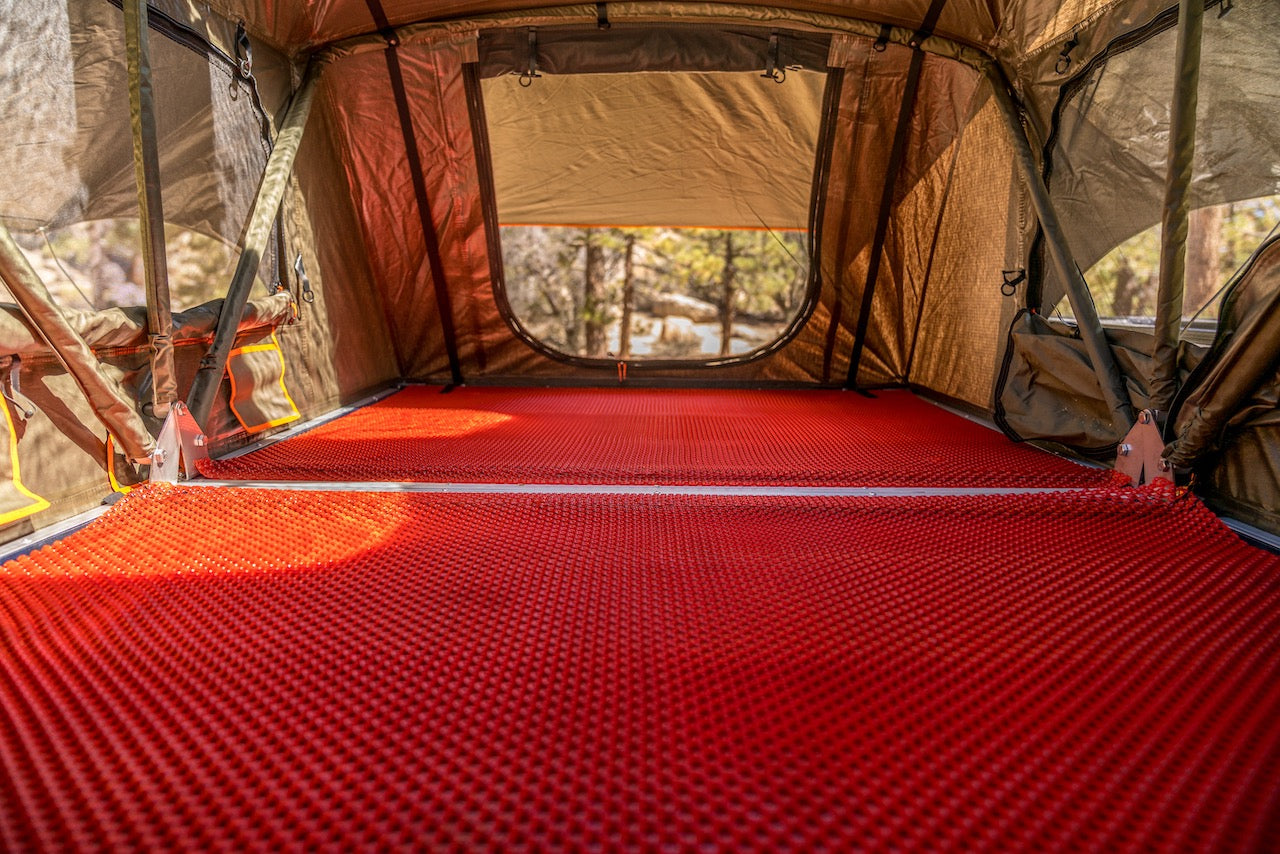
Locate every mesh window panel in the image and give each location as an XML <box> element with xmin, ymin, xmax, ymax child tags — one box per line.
<box><xmin>482</xmin><ymin>68</ymin><xmax>826</xmax><ymax>365</ymax></box>
<box><xmin>0</xmin><ymin>0</ymin><xmax>278</xmax><ymax>288</ymax></box>
<box><xmin>1043</xmin><ymin>3</ymin><xmax>1280</xmax><ymax>318</ymax></box>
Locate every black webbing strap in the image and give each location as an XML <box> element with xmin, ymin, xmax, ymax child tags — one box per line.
<box><xmin>366</xmin><ymin>0</ymin><xmax>463</xmax><ymax>385</ymax></box>
<box><xmin>821</xmin><ymin>49</ymin><xmax>872</xmax><ymax>384</ymax></box>
<box><xmin>843</xmin><ymin>0</ymin><xmax>948</xmax><ymax>389</ymax></box>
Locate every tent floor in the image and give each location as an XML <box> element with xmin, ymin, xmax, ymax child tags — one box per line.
<box><xmin>2</xmin><ymin>484</ymin><xmax>1278</xmax><ymax>850</ymax></box>
<box><xmin>199</xmin><ymin>386</ymin><xmax>1109</xmax><ymax>488</ymax></box>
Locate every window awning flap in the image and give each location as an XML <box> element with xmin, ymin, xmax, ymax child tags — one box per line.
<box><xmin>483</xmin><ymin>69</ymin><xmax>828</xmax><ymax>230</ymax></box>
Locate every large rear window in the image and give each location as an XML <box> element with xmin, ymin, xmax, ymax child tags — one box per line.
<box><xmin>478</xmin><ymin>40</ymin><xmax>829</xmax><ymax>364</ymax></box>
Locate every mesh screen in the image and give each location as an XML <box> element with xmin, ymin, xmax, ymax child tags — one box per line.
<box><xmin>2</xmin><ymin>483</ymin><xmax>1278</xmax><ymax>849</ymax></box>
<box><xmin>1043</xmin><ymin>2</ymin><xmax>1280</xmax><ymax>313</ymax></box>
<box><xmin>0</xmin><ymin>1</ymin><xmax>273</xmax><ymax>252</ymax></box>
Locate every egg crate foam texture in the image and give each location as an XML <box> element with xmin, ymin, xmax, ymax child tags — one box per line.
<box><xmin>198</xmin><ymin>386</ymin><xmax>1110</xmax><ymax>488</ymax></box>
<box><xmin>2</xmin><ymin>483</ymin><xmax>1278</xmax><ymax>850</ymax></box>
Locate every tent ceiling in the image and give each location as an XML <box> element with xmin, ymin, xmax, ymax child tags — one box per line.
<box><xmin>204</xmin><ymin>0</ymin><xmax>1007</xmax><ymax>53</ymax></box>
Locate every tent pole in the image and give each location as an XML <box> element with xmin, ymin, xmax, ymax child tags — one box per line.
<box><xmin>0</xmin><ymin>226</ymin><xmax>155</xmax><ymax>462</ymax></box>
<box><xmin>1150</xmin><ymin>0</ymin><xmax>1204</xmax><ymax>414</ymax></box>
<box><xmin>187</xmin><ymin>61</ymin><xmax>321</xmax><ymax>430</ymax></box>
<box><xmin>986</xmin><ymin>63</ymin><xmax>1135</xmax><ymax>431</ymax></box>
<box><xmin>124</xmin><ymin>0</ymin><xmax>177</xmax><ymax>421</ymax></box>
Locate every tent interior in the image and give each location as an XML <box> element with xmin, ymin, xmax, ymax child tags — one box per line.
<box><xmin>2</xmin><ymin>0</ymin><xmax>1280</xmax><ymax>848</ymax></box>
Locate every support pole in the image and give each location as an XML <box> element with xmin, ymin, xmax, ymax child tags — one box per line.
<box><xmin>986</xmin><ymin>63</ymin><xmax>1135</xmax><ymax>431</ymax></box>
<box><xmin>0</xmin><ymin>226</ymin><xmax>155</xmax><ymax>461</ymax></box>
<box><xmin>1150</xmin><ymin>0</ymin><xmax>1204</xmax><ymax>413</ymax></box>
<box><xmin>187</xmin><ymin>61</ymin><xmax>320</xmax><ymax>430</ymax></box>
<box><xmin>124</xmin><ymin>0</ymin><xmax>177</xmax><ymax>419</ymax></box>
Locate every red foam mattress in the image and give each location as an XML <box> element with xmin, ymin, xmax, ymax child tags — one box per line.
<box><xmin>199</xmin><ymin>386</ymin><xmax>1108</xmax><ymax>488</ymax></box>
<box><xmin>2</xmin><ymin>484</ymin><xmax>1277</xmax><ymax>850</ymax></box>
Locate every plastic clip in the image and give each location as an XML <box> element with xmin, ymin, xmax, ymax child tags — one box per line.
<box><xmin>617</xmin><ymin>361</ymin><xmax>628</xmax><ymax>383</ymax></box>
<box><xmin>1055</xmin><ymin>32</ymin><xmax>1079</xmax><ymax>74</ymax></box>
<box><xmin>1001</xmin><ymin>269</ymin><xmax>1027</xmax><ymax>297</ymax></box>
<box><xmin>520</xmin><ymin>30</ymin><xmax>541</xmax><ymax>87</ymax></box>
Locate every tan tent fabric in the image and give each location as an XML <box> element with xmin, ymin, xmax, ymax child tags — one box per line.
<box><xmin>209</xmin><ymin>0</ymin><xmax>1002</xmax><ymax>55</ymax></box>
<box><xmin>276</xmin><ymin>115</ymin><xmax>401</xmax><ymax>409</ymax></box>
<box><xmin>323</xmin><ymin>38</ymin><xmax>493</xmax><ymax>378</ymax></box>
<box><xmin>484</xmin><ymin>70</ymin><xmax>827</xmax><ymax>230</ymax></box>
<box><xmin>822</xmin><ymin>43</ymin><xmax>978</xmax><ymax>389</ymax></box>
<box><xmin>907</xmin><ymin>92</ymin><xmax>1018</xmax><ymax>409</ymax></box>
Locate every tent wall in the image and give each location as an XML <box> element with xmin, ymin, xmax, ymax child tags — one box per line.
<box><xmin>0</xmin><ymin>1</ymin><xmax>399</xmax><ymax>542</ymax></box>
<box><xmin>277</xmin><ymin>80</ymin><xmax>401</xmax><ymax>407</ymax></box>
<box><xmin>319</xmin><ymin>27</ymin><xmax>988</xmax><ymax>388</ymax></box>
<box><xmin>834</xmin><ymin>48</ymin><xmax>984</xmax><ymax>392</ymax></box>
<box><xmin>322</xmin><ymin>38</ymin><xmax>487</xmax><ymax>380</ymax></box>
<box><xmin>904</xmin><ymin>91</ymin><xmax>1019</xmax><ymax>409</ymax></box>
<box><xmin>205</xmin><ymin>0</ymin><xmax>1002</xmax><ymax>56</ymax></box>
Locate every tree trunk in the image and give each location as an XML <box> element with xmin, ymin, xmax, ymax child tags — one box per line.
<box><xmin>1186</xmin><ymin>204</ymin><xmax>1225</xmax><ymax>316</ymax></box>
<box><xmin>86</xmin><ymin>221</ymin><xmax>110</xmax><ymax>308</ymax></box>
<box><xmin>719</xmin><ymin>231</ymin><xmax>736</xmax><ymax>356</ymax></box>
<box><xmin>1110</xmin><ymin>255</ymin><xmax>1138</xmax><ymax>317</ymax></box>
<box><xmin>619</xmin><ymin>233</ymin><xmax>635</xmax><ymax>360</ymax></box>
<box><xmin>582</xmin><ymin>228</ymin><xmax>606</xmax><ymax>357</ymax></box>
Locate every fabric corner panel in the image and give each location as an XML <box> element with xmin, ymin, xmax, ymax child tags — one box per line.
<box><xmin>0</xmin><ymin>398</ymin><xmax>50</xmax><ymax>526</ymax></box>
<box><xmin>321</xmin><ymin>47</ymin><xmax>454</xmax><ymax>379</ymax></box>
<box><xmin>227</xmin><ymin>334</ymin><xmax>302</xmax><ymax>434</ymax></box>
